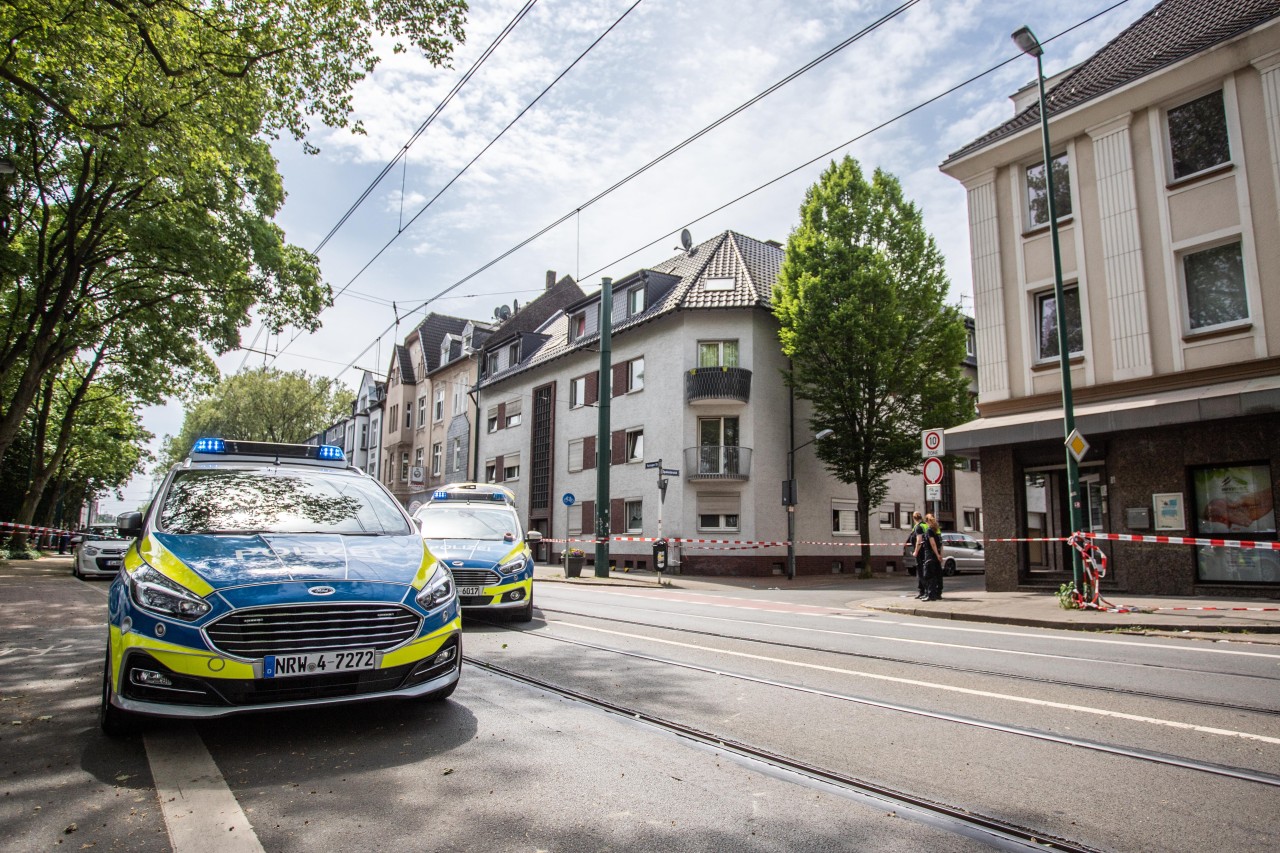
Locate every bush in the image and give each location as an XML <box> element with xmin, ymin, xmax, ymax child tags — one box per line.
<box><xmin>2</xmin><ymin>546</ymin><xmax>42</xmax><ymax>561</ymax></box>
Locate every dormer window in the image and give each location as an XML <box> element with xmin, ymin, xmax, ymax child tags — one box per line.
<box><xmin>627</xmin><ymin>285</ymin><xmax>645</xmax><ymax>315</ymax></box>
<box><xmin>508</xmin><ymin>341</ymin><xmax>519</xmax><ymax>365</ymax></box>
<box><xmin>486</xmin><ymin>351</ymin><xmax>499</xmax><ymax>375</ymax></box>
<box><xmin>704</xmin><ymin>277</ymin><xmax>734</xmax><ymax>292</ymax></box>
<box><xmin>570</xmin><ymin>312</ymin><xmax>587</xmax><ymax>341</ymax></box>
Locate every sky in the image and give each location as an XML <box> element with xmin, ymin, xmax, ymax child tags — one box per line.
<box><xmin>97</xmin><ymin>0</ymin><xmax>1164</xmax><ymax>518</ymax></box>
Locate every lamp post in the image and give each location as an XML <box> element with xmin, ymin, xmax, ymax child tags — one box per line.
<box><xmin>1012</xmin><ymin>25</ymin><xmax>1085</xmax><ymax>594</ymax></box>
<box><xmin>786</xmin><ymin>428</ymin><xmax>834</xmax><ymax>581</ymax></box>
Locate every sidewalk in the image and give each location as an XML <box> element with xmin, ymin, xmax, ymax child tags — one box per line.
<box><xmin>533</xmin><ymin>562</ymin><xmax>1280</xmax><ymax>642</ymax></box>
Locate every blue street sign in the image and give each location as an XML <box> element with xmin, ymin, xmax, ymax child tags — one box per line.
<box><xmin>661</xmin><ymin>468</ymin><xmax>680</xmax><ymax>476</ymax></box>
<box><xmin>644</xmin><ymin>461</ymin><xmax>660</xmax><ymax>469</ymax></box>
<box><xmin>562</xmin><ymin>493</ymin><xmax>576</xmax><ymax>507</ymax></box>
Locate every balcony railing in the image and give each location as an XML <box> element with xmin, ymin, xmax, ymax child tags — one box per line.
<box><xmin>685</xmin><ymin>366</ymin><xmax>751</xmax><ymax>404</ymax></box>
<box><xmin>683</xmin><ymin>446</ymin><xmax>752</xmax><ymax>481</ymax></box>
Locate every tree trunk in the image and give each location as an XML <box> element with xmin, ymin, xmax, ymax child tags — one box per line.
<box><xmin>857</xmin><ymin>503</ymin><xmax>873</xmax><ymax>579</ymax></box>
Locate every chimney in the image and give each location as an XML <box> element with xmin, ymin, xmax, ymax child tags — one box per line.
<box><xmin>546</xmin><ymin>270</ymin><xmax>556</xmax><ymax>290</ymax></box>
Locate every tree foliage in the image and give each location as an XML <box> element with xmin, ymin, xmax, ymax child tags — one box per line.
<box><xmin>0</xmin><ymin>0</ymin><xmax>467</xmax><ymax>466</ymax></box>
<box><xmin>774</xmin><ymin>156</ymin><xmax>972</xmax><ymax>574</ymax></box>
<box><xmin>162</xmin><ymin>367</ymin><xmax>354</xmax><ymax>468</ymax></box>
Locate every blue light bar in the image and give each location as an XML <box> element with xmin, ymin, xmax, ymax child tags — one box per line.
<box><xmin>192</xmin><ymin>438</ymin><xmax>226</xmax><ymax>454</ymax></box>
<box><xmin>432</xmin><ymin>490</ymin><xmax>449</xmax><ymax>500</ymax></box>
<box><xmin>317</xmin><ymin>445</ymin><xmax>345</xmax><ymax>461</ymax></box>
<box><xmin>491</xmin><ymin>493</ymin><xmax>505</xmax><ymax>500</ymax></box>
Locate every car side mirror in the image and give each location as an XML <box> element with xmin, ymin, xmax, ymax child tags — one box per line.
<box><xmin>415</xmin><ymin>516</ymin><xmax>425</xmax><ymax>532</ymax></box>
<box><xmin>117</xmin><ymin>512</ymin><xmax>144</xmax><ymax>539</ymax></box>
<box><xmin>525</xmin><ymin>530</ymin><xmax>543</xmax><ymax>543</ymax></box>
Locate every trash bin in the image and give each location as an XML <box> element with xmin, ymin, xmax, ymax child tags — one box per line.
<box><xmin>652</xmin><ymin>539</ymin><xmax>668</xmax><ymax>573</ymax></box>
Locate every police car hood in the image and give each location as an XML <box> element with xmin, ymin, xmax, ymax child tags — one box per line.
<box><xmin>424</xmin><ymin>538</ymin><xmax>520</xmax><ymax>567</ymax></box>
<box><xmin>151</xmin><ymin>532</ymin><xmax>425</xmax><ymax>589</ymax></box>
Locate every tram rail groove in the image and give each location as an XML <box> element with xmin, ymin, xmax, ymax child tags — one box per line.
<box><xmin>464</xmin><ymin>653</ymin><xmax>1101</xmax><ymax>853</ymax></box>
<box><xmin>535</xmin><ymin>605</ymin><xmax>1280</xmax><ymax>718</ymax></box>
<box><xmin>471</xmin><ymin>616</ymin><xmax>1280</xmax><ymax>790</ymax></box>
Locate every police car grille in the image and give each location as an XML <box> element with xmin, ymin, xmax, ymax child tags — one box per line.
<box><xmin>448</xmin><ymin>568</ymin><xmax>500</xmax><ymax>586</ymax></box>
<box><xmin>205</xmin><ymin>604</ymin><xmax>421</xmax><ymax>658</ymax></box>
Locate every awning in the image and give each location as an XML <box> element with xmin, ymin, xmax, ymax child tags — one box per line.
<box><xmin>946</xmin><ymin>375</ymin><xmax>1280</xmax><ymax>452</ymax></box>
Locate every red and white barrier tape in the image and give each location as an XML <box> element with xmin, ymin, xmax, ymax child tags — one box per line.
<box><xmin>1083</xmin><ymin>532</ymin><xmax>1280</xmax><ymax>550</ymax></box>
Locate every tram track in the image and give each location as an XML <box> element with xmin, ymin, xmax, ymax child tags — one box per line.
<box><xmin>534</xmin><ymin>604</ymin><xmax>1280</xmax><ymax>719</ymax></box>
<box><xmin>463</xmin><ymin>652</ymin><xmax>1103</xmax><ymax>853</ymax></box>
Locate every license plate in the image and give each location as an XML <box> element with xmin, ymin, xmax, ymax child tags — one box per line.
<box><xmin>456</xmin><ymin>586</ymin><xmax>483</xmax><ymax>596</ymax></box>
<box><xmin>264</xmin><ymin>649</ymin><xmax>376</xmax><ymax>678</ymax></box>
<box><xmin>102</xmin><ymin>559</ymin><xmax>122</xmax><ymax>569</ymax></box>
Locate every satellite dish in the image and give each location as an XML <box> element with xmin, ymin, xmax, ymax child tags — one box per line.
<box><xmin>512</xmin><ymin>299</ymin><xmax>520</xmax><ymax>314</ymax></box>
<box><xmin>496</xmin><ymin>305</ymin><xmax>511</xmax><ymax>320</ymax></box>
<box><xmin>680</xmin><ymin>229</ymin><xmax>693</xmax><ymax>252</ymax></box>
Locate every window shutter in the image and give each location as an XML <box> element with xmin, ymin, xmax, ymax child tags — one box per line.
<box><xmin>580</xmin><ymin>500</ymin><xmax>595</xmax><ymax>535</ymax></box>
<box><xmin>610</xmin><ymin>498</ymin><xmax>625</xmax><ymax>534</ymax></box>
<box><xmin>611</xmin><ymin>429</ymin><xmax>625</xmax><ymax>465</ymax></box>
<box><xmin>586</xmin><ymin>371</ymin><xmax>599</xmax><ymax>406</ymax></box>
<box><xmin>697</xmin><ymin>493</ymin><xmax>741</xmax><ymax>515</ymax></box>
<box><xmin>612</xmin><ymin>363</ymin><xmax>627</xmax><ymax>396</ymax></box>
<box><xmin>494</xmin><ymin>454</ymin><xmax>504</xmax><ymax>482</ymax></box>
<box><xmin>584</xmin><ymin>435</ymin><xmax>596</xmax><ymax>470</ymax></box>
<box><xmin>496</xmin><ymin>402</ymin><xmax>506</xmax><ymax>431</ymax></box>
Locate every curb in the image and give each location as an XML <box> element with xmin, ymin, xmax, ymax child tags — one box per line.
<box><xmin>859</xmin><ymin>603</ymin><xmax>1280</xmax><ymax>634</ymax></box>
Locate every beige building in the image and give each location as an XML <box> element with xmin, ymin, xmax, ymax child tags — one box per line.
<box><xmin>940</xmin><ymin>0</ymin><xmax>1280</xmax><ymax>595</ymax></box>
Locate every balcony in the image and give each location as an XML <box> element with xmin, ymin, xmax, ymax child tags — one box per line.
<box><xmin>685</xmin><ymin>366</ymin><xmax>751</xmax><ymax>404</ymax></box>
<box><xmin>683</xmin><ymin>446</ymin><xmax>752</xmax><ymax>481</ymax></box>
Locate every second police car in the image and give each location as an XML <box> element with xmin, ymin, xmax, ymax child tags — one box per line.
<box><xmin>413</xmin><ymin>483</ymin><xmax>540</xmax><ymax>622</ymax></box>
<box><xmin>100</xmin><ymin>439</ymin><xmax>461</xmax><ymax>735</ymax></box>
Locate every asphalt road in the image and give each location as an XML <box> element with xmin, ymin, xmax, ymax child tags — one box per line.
<box><xmin>3</xmin><ymin>564</ymin><xmax>1279</xmax><ymax>852</ymax></box>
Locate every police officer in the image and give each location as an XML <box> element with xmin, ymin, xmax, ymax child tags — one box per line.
<box><xmin>905</xmin><ymin>511</ymin><xmax>927</xmax><ymax>599</ymax></box>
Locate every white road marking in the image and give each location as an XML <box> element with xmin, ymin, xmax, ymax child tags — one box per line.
<box><xmin>567</xmin><ymin>588</ymin><xmax>1280</xmax><ymax>659</ymax></box>
<box><xmin>547</xmin><ymin>619</ymin><xmax>1280</xmax><ymax>746</ymax></box>
<box><xmin>146</xmin><ymin>726</ymin><xmax>265</xmax><ymax>853</ymax></box>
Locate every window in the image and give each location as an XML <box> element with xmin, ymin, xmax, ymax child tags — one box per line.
<box><xmin>968</xmin><ymin>458</ymin><xmax>981</xmax><ymax>473</ymax></box>
<box><xmin>485</xmin><ymin>459</ymin><xmax>497</xmax><ymax>483</ymax></box>
<box><xmin>698</xmin><ymin>340</ymin><xmax>738</xmax><ymax>368</ymax></box>
<box><xmin>963</xmin><ymin>508</ymin><xmax>981</xmax><ymax>531</ymax></box>
<box><xmin>1190</xmin><ymin>463</ymin><xmax>1278</xmax><ymax>583</ymax></box>
<box><xmin>570</xmin><ymin>312</ymin><xmax>586</xmax><ymax>341</ymax></box>
<box><xmin>360</xmin><ymin>424</ymin><xmax>368</xmax><ymax>450</ymax></box>
<box><xmin>440</xmin><ymin>338</ymin><xmax>452</xmax><ymax>366</ymax></box>
<box><xmin>626</xmin><ymin>428</ymin><xmax>643</xmax><ymax>462</ymax></box>
<box><xmin>832</xmin><ymin>500</ymin><xmax>859</xmax><ymax>535</ymax></box>
<box><xmin>624</xmin><ymin>499</ymin><xmax>642</xmax><ymax>533</ymax></box>
<box><xmin>1182</xmin><ymin>241</ymin><xmax>1248</xmax><ymax>331</ymax></box>
<box><xmin>1036</xmin><ymin>286</ymin><xmax>1083</xmax><ymax>360</ymax></box>
<box><xmin>451</xmin><ymin>438</ymin><xmax>464</xmax><ymax>472</ymax></box>
<box><xmin>505</xmin><ymin>401</ymin><xmax>522</xmax><ymax>428</ymax></box>
<box><xmin>697</xmin><ymin>416</ymin><xmax>739</xmax><ymax>475</ymax></box>
<box><xmin>504</xmin><ymin>457</ymin><xmax>521</xmax><ymax>481</ymax></box>
<box><xmin>879</xmin><ymin>508</ymin><xmax>895</xmax><ymax>529</ymax></box>
<box><xmin>507</xmin><ymin>341</ymin><xmax>519</xmax><ymax>365</ymax></box>
<box><xmin>697</xmin><ymin>493</ymin><xmax>740</xmax><ymax>531</ymax></box>
<box><xmin>703</xmin><ymin>276</ymin><xmax>735</xmax><ymax>292</ymax></box>
<box><xmin>487</xmin><ymin>406</ymin><xmax>499</xmax><ymax>434</ymax></box>
<box><xmin>453</xmin><ymin>384</ymin><xmax>464</xmax><ymax>414</ymax></box>
<box><xmin>418</xmin><ymin>396</ymin><xmax>427</xmax><ymax>427</ymax></box>
<box><xmin>486</xmin><ymin>352</ymin><xmax>499</xmax><ymax>375</ymax></box>
<box><xmin>627</xmin><ymin>285</ymin><xmax>645</xmax><ymax>315</ymax></box>
<box><xmin>570</xmin><ymin>376</ymin><xmax>587</xmax><ymax>408</ymax></box>
<box><xmin>1025</xmin><ymin>152</ymin><xmax>1071</xmax><ymax>228</ymax></box>
<box><xmin>1169</xmin><ymin>90</ymin><xmax>1229</xmax><ymax>180</ymax></box>
<box><xmin>433</xmin><ymin>388</ymin><xmax>444</xmax><ymax>421</ymax></box>
<box><xmin>405</xmin><ymin>408</ymin><xmax>412</xmax><ymax>430</ymax></box>
<box><xmin>415</xmin><ymin>447</ymin><xmax>424</xmax><ymax>469</ymax></box>
<box><xmin>568</xmin><ymin>438</ymin><xmax>584</xmax><ymax>473</ymax></box>
<box><xmin>629</xmin><ymin>357</ymin><xmax>644</xmax><ymax>392</ymax></box>
<box><xmin>388</xmin><ymin>405</ymin><xmax>398</xmax><ymax>433</ymax></box>
<box><xmin>431</xmin><ymin>443</ymin><xmax>442</xmax><ymax>476</ymax></box>
<box><xmin>400</xmin><ymin>452</ymin><xmax>410</xmax><ymax>482</ymax></box>
<box><xmin>898</xmin><ymin>504</ymin><xmax>914</xmax><ymax>529</ymax></box>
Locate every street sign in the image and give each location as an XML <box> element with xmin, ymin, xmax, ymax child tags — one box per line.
<box><xmin>926</xmin><ymin>483</ymin><xmax>942</xmax><ymax>501</ymax></box>
<box><xmin>922</xmin><ymin>456</ymin><xmax>945</xmax><ymax>485</ymax></box>
<box><xmin>922</xmin><ymin>428</ymin><xmax>945</xmax><ymax>458</ymax></box>
<box><xmin>1065</xmin><ymin>429</ymin><xmax>1090</xmax><ymax>463</ymax></box>
<box><xmin>562</xmin><ymin>493</ymin><xmax>576</xmax><ymax>507</ymax></box>
<box><xmin>661</xmin><ymin>468</ymin><xmax>680</xmax><ymax>476</ymax></box>
<box><xmin>644</xmin><ymin>461</ymin><xmax>660</xmax><ymax>469</ymax></box>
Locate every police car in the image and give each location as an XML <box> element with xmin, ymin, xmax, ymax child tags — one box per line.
<box><xmin>100</xmin><ymin>439</ymin><xmax>461</xmax><ymax>736</ymax></box>
<box><xmin>413</xmin><ymin>483</ymin><xmax>539</xmax><ymax>622</ymax></box>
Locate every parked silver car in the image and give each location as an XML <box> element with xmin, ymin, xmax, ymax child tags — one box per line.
<box><xmin>72</xmin><ymin>525</ymin><xmax>129</xmax><ymax>580</ymax></box>
<box><xmin>903</xmin><ymin>532</ymin><xmax>985</xmax><ymax>576</ymax></box>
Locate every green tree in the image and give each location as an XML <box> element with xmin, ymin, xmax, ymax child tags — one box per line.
<box><xmin>0</xmin><ymin>0</ymin><xmax>467</xmax><ymax>465</ymax></box>
<box><xmin>162</xmin><ymin>367</ymin><xmax>354</xmax><ymax>467</ymax></box>
<box><xmin>774</xmin><ymin>156</ymin><xmax>972</xmax><ymax>578</ymax></box>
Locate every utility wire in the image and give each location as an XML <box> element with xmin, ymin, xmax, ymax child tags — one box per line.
<box><xmin>311</xmin><ymin>0</ymin><xmax>539</xmax><ymax>257</ymax></box>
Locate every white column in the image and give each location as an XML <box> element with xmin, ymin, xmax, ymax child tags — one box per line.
<box><xmin>965</xmin><ymin>173</ymin><xmax>1009</xmax><ymax>402</ymax></box>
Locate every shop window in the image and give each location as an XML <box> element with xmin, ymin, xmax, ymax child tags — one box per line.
<box><xmin>1025</xmin><ymin>152</ymin><xmax>1072</xmax><ymax>228</ymax></box>
<box><xmin>1182</xmin><ymin>240</ymin><xmax>1248</xmax><ymax>332</ymax></box>
<box><xmin>1168</xmin><ymin>90</ymin><xmax>1230</xmax><ymax>180</ymax></box>
<box><xmin>1190</xmin><ymin>463</ymin><xmax>1278</xmax><ymax>583</ymax></box>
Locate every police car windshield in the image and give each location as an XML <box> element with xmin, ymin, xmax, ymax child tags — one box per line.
<box><xmin>417</xmin><ymin>505</ymin><xmax>517</xmax><ymax>541</ymax></box>
<box><xmin>158</xmin><ymin>468</ymin><xmax>411</xmax><ymax>536</ymax></box>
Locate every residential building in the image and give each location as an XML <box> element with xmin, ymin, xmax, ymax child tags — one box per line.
<box><xmin>427</xmin><ymin>318</ymin><xmax>496</xmax><ymax>489</ymax></box>
<box><xmin>939</xmin><ymin>0</ymin><xmax>1280</xmax><ymax>594</ymax></box>
<box><xmin>476</xmin><ymin>231</ymin><xmax>980</xmax><ymax>575</ymax></box>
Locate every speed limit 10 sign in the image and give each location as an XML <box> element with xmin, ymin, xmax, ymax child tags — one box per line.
<box><xmin>922</xmin><ymin>428</ymin><xmax>945</xmax><ymax>458</ymax></box>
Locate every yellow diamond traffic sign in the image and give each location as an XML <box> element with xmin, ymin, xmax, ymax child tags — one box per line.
<box><xmin>1065</xmin><ymin>428</ymin><xmax>1090</xmax><ymax>463</ymax></box>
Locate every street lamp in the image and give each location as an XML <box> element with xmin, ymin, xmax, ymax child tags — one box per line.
<box><xmin>1012</xmin><ymin>25</ymin><xmax>1085</xmax><ymax>594</ymax></box>
<box><xmin>786</xmin><ymin>428</ymin><xmax>834</xmax><ymax>581</ymax></box>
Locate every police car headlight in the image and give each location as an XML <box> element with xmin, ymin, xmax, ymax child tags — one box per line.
<box><xmin>496</xmin><ymin>556</ymin><xmax>526</xmax><ymax>576</ymax></box>
<box><xmin>128</xmin><ymin>563</ymin><xmax>211</xmax><ymax>621</ymax></box>
<box><xmin>416</xmin><ymin>569</ymin><xmax>456</xmax><ymax>610</ymax></box>
<box><xmin>84</xmin><ymin>546</ymin><xmax>101</xmax><ymax>556</ymax></box>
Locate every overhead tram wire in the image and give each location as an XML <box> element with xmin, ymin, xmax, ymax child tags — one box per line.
<box><xmin>272</xmin><ymin>0</ymin><xmax>1136</xmax><ymax>409</ymax></box>
<box><xmin>310</xmin><ymin>0</ymin><xmax>540</xmax><ymax>258</ymax></box>
<box><xmin>307</xmin><ymin>0</ymin><xmax>922</xmax><ymax>365</ymax></box>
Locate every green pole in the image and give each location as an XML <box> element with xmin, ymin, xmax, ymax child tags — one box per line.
<box><xmin>1034</xmin><ymin>49</ymin><xmax>1085</xmax><ymax>593</ymax></box>
<box><xmin>594</xmin><ymin>277</ymin><xmax>613</xmax><ymax>578</ymax></box>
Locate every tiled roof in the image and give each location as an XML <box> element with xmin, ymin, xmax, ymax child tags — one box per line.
<box><xmin>479</xmin><ymin>230</ymin><xmax>784</xmax><ymax>388</ymax></box>
<box><xmin>415</xmin><ymin>313</ymin><xmax>470</xmax><ymax>373</ymax></box>
<box><xmin>394</xmin><ymin>344</ymin><xmax>415</xmax><ymax>385</ymax></box>
<box><xmin>944</xmin><ymin>0</ymin><xmax>1280</xmax><ymax>165</ymax></box>
<box><xmin>483</xmin><ymin>275</ymin><xmax>585</xmax><ymax>350</ymax></box>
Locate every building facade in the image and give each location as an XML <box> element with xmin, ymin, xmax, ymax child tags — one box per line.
<box><xmin>940</xmin><ymin>0</ymin><xmax>1280</xmax><ymax>594</ymax></box>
